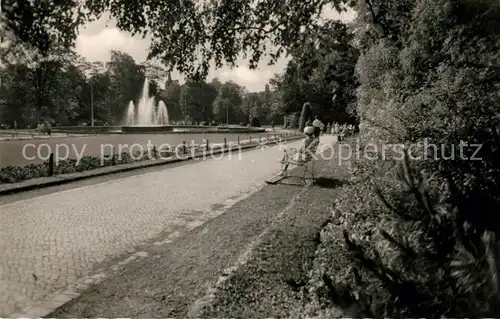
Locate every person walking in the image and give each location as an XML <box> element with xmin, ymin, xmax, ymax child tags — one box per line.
<box><xmin>333</xmin><ymin>122</ymin><xmax>339</xmax><ymax>140</ymax></box>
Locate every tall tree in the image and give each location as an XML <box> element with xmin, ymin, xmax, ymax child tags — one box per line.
<box><xmin>106</xmin><ymin>50</ymin><xmax>145</xmax><ymax>124</ymax></box>
<box><xmin>212</xmin><ymin>81</ymin><xmax>244</xmax><ymax>124</ymax></box>
<box><xmin>157</xmin><ymin>76</ymin><xmax>182</xmax><ymax>123</ymax></box>
<box><xmin>279</xmin><ymin>20</ymin><xmax>359</xmax><ymax>123</ymax></box>
<box><xmin>179</xmin><ymin>81</ymin><xmax>217</xmax><ymax>124</ymax></box>
<box><xmin>0</xmin><ymin>64</ymin><xmax>35</xmax><ymax>127</ymax></box>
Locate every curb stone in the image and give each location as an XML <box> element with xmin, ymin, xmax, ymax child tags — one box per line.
<box><xmin>0</xmin><ymin>136</ymin><xmax>303</xmax><ymax>195</ymax></box>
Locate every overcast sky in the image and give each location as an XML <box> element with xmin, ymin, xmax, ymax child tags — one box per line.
<box><xmin>75</xmin><ymin>7</ymin><xmax>355</xmax><ymax>92</ymax></box>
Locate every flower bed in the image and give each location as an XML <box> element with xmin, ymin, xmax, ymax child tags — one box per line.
<box><xmin>0</xmin><ymin>151</ymin><xmax>164</xmax><ymax>184</ymax></box>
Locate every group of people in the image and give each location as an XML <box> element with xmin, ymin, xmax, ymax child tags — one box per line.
<box><xmin>308</xmin><ymin>116</ymin><xmax>357</xmax><ymax>141</ymax></box>
<box><xmin>328</xmin><ymin>122</ymin><xmax>356</xmax><ymax>141</ymax></box>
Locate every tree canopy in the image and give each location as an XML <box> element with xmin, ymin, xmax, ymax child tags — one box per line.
<box><xmin>1</xmin><ymin>0</ymin><xmax>356</xmax><ymax>79</ymax></box>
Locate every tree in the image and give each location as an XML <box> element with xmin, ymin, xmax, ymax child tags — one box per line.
<box><xmin>77</xmin><ymin>60</ymin><xmax>111</xmax><ymax>125</ymax></box>
<box><xmin>50</xmin><ymin>63</ymin><xmax>85</xmax><ymax>125</ymax></box>
<box><xmin>241</xmin><ymin>92</ymin><xmax>262</xmax><ymax>124</ymax></box>
<box><xmin>2</xmin><ymin>0</ymin><xmax>355</xmax><ymax>79</ymax></box>
<box><xmin>0</xmin><ymin>64</ymin><xmax>35</xmax><ymax>127</ymax></box>
<box><xmin>212</xmin><ymin>81</ymin><xmax>245</xmax><ymax>124</ymax></box>
<box><xmin>210</xmin><ymin>78</ymin><xmax>223</xmax><ymax>92</ymax></box>
<box><xmin>268</xmin><ymin>74</ymin><xmax>292</xmax><ymax>124</ymax></box>
<box><xmin>1</xmin><ymin>0</ymin><xmax>86</xmax><ymax>60</ymax></box>
<box><xmin>157</xmin><ymin>77</ymin><xmax>182</xmax><ymax>123</ymax></box>
<box><xmin>106</xmin><ymin>50</ymin><xmax>145</xmax><ymax>124</ymax></box>
<box><xmin>179</xmin><ymin>81</ymin><xmax>217</xmax><ymax>124</ymax></box>
<box><xmin>276</xmin><ymin>20</ymin><xmax>359</xmax><ymax>124</ymax></box>
<box><xmin>298</xmin><ymin>102</ymin><xmax>312</xmax><ymax>132</ymax></box>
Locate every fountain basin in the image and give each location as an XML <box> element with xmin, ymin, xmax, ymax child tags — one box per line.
<box><xmin>121</xmin><ymin>125</ymin><xmax>174</xmax><ymax>133</ymax></box>
<box><xmin>120</xmin><ymin>125</ymin><xmax>266</xmax><ymax>134</ymax></box>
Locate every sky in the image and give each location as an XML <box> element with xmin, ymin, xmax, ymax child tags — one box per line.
<box><xmin>75</xmin><ymin>6</ymin><xmax>356</xmax><ymax>92</ymax></box>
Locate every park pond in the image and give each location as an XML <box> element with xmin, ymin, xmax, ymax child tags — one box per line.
<box><xmin>0</xmin><ymin>132</ymin><xmax>287</xmax><ymax>168</ymax></box>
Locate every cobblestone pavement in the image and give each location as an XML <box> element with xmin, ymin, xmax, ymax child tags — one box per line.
<box><xmin>0</xmin><ymin>138</ymin><xmax>329</xmax><ymax>317</ymax></box>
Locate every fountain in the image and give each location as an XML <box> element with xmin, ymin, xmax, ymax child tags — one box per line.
<box><xmin>126</xmin><ymin>101</ymin><xmax>135</xmax><ymax>125</ymax></box>
<box><xmin>121</xmin><ymin>77</ymin><xmax>264</xmax><ymax>133</ymax></box>
<box><xmin>157</xmin><ymin>101</ymin><xmax>169</xmax><ymax>125</ymax></box>
<box><xmin>125</xmin><ymin>77</ymin><xmax>170</xmax><ymax>126</ymax></box>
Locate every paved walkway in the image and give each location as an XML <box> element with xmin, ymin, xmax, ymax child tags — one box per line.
<box><xmin>0</xmin><ymin>136</ymin><xmax>334</xmax><ymax>317</ymax></box>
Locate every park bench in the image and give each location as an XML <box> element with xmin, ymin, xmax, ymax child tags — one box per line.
<box><xmin>266</xmin><ymin>137</ymin><xmax>320</xmax><ymax>185</ymax></box>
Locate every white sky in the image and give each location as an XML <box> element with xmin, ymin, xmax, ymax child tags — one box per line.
<box><xmin>75</xmin><ymin>6</ymin><xmax>355</xmax><ymax>92</ymax></box>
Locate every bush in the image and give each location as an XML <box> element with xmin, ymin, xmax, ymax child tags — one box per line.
<box><xmin>308</xmin><ymin>1</ymin><xmax>500</xmax><ymax>316</ymax></box>
<box><xmin>0</xmin><ymin>148</ymin><xmax>176</xmax><ymax>184</ymax></box>
<box><xmin>285</xmin><ymin>113</ymin><xmax>300</xmax><ymax>129</ymax></box>
<box><xmin>37</xmin><ymin>123</ymin><xmax>50</xmax><ymax>134</ymax></box>
<box><xmin>298</xmin><ymin>102</ymin><xmax>312</xmax><ymax>132</ymax></box>
<box><xmin>250</xmin><ymin>117</ymin><xmax>261</xmax><ymax>127</ymax></box>
<box><xmin>311</xmin><ymin>151</ymin><xmax>500</xmax><ymax>317</ymax></box>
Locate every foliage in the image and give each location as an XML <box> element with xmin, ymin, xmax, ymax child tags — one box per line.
<box><xmin>241</xmin><ymin>91</ymin><xmax>273</xmax><ymax>125</ymax></box>
<box><xmin>212</xmin><ymin>81</ymin><xmax>245</xmax><ymax>124</ymax></box>
<box><xmin>289</xmin><ymin>21</ymin><xmax>359</xmax><ymax>120</ymax></box>
<box><xmin>6</xmin><ymin>1</ymin><xmax>500</xmax><ymax>315</ymax></box>
<box><xmin>0</xmin><ymin>0</ymin><xmax>86</xmax><ymax>60</ymax></box>
<box><xmin>250</xmin><ymin>117</ymin><xmax>261</xmax><ymax>127</ymax></box>
<box><xmin>105</xmin><ymin>50</ymin><xmax>146</xmax><ymax>124</ymax></box>
<box><xmin>312</xmin><ymin>150</ymin><xmax>500</xmax><ymax>317</ymax></box>
<box><xmin>307</xmin><ymin>0</ymin><xmax>500</xmax><ymax>317</ymax></box>
<box><xmin>298</xmin><ymin>102</ymin><xmax>312</xmax><ymax>132</ymax></box>
<box><xmin>265</xmin><ymin>20</ymin><xmax>359</xmax><ymax>125</ymax></box>
<box><xmin>0</xmin><ymin>50</ymin><xmax>146</xmax><ymax>127</ymax></box>
<box><xmin>2</xmin><ymin>0</ymin><xmax>358</xmax><ymax>127</ymax></box>
<box><xmin>157</xmin><ymin>77</ymin><xmax>183</xmax><ymax>122</ymax></box>
<box><xmin>0</xmin><ymin>151</ymin><xmax>167</xmax><ymax>184</ymax></box>
<box><xmin>355</xmin><ymin>0</ymin><xmax>500</xmax><ymax>234</ymax></box>
<box><xmin>179</xmin><ymin>80</ymin><xmax>218</xmax><ymax>124</ymax></box>
<box><xmin>285</xmin><ymin>113</ymin><xmax>300</xmax><ymax>129</ymax></box>
<box><xmin>2</xmin><ymin>0</ymin><xmax>358</xmax><ymax>80</ymax></box>
<box><xmin>85</xmin><ymin>0</ymin><xmax>353</xmax><ymax>79</ymax></box>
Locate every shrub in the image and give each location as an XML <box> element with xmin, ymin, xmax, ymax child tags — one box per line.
<box><xmin>318</xmin><ymin>1</ymin><xmax>500</xmax><ymax>316</ymax></box>
<box><xmin>298</xmin><ymin>102</ymin><xmax>312</xmax><ymax>132</ymax></box>
<box><xmin>250</xmin><ymin>117</ymin><xmax>261</xmax><ymax>127</ymax></box>
<box><xmin>0</xmin><ymin>149</ymin><xmax>176</xmax><ymax>184</ymax></box>
<box><xmin>311</xmin><ymin>149</ymin><xmax>500</xmax><ymax>317</ymax></box>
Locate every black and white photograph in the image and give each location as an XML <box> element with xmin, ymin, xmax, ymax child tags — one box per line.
<box><xmin>1</xmin><ymin>0</ymin><xmax>499</xmax><ymax>317</ymax></box>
